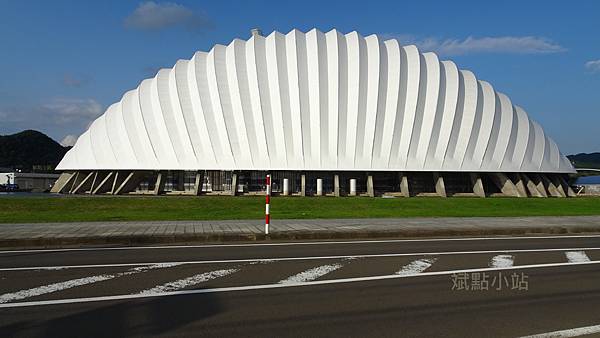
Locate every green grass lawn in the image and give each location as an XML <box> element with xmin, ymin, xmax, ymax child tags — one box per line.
<box><xmin>0</xmin><ymin>196</ymin><xmax>599</xmax><ymax>223</ymax></box>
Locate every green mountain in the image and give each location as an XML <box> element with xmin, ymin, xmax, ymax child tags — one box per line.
<box><xmin>567</xmin><ymin>153</ymin><xmax>600</xmax><ymax>169</ymax></box>
<box><xmin>0</xmin><ymin>130</ymin><xmax>69</xmax><ymax>172</ymax></box>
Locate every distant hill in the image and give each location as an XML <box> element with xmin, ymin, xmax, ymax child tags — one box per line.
<box><xmin>0</xmin><ymin>130</ymin><xmax>69</xmax><ymax>172</ymax></box>
<box><xmin>567</xmin><ymin>153</ymin><xmax>600</xmax><ymax>169</ymax></box>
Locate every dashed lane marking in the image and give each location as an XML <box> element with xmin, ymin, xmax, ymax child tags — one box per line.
<box><xmin>279</xmin><ymin>263</ymin><xmax>344</xmax><ymax>284</ymax></box>
<box><xmin>140</xmin><ymin>269</ymin><xmax>239</xmax><ymax>294</ymax></box>
<box><xmin>396</xmin><ymin>258</ymin><xmax>437</xmax><ymax>276</ymax></box>
<box><xmin>519</xmin><ymin>323</ymin><xmax>600</xmax><ymax>338</ymax></box>
<box><xmin>0</xmin><ymin>263</ymin><xmax>179</xmax><ymax>304</ymax></box>
<box><xmin>2</xmin><ymin>260</ymin><xmax>600</xmax><ymax>309</ymax></box>
<box><xmin>565</xmin><ymin>251</ymin><xmax>591</xmax><ymax>263</ymax></box>
<box><xmin>490</xmin><ymin>254</ymin><xmax>514</xmax><ymax>268</ymax></box>
<box><xmin>0</xmin><ymin>275</ymin><xmax>115</xmax><ymax>304</ymax></box>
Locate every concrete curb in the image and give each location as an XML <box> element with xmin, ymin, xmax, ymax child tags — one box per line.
<box><xmin>1</xmin><ymin>225</ymin><xmax>600</xmax><ymax>249</ymax></box>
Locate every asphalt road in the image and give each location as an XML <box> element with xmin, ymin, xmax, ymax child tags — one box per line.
<box><xmin>1</xmin><ymin>235</ymin><xmax>600</xmax><ymax>337</ymax></box>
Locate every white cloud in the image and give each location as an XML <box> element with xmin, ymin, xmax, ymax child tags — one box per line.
<box><xmin>60</xmin><ymin>134</ymin><xmax>78</xmax><ymax>147</ymax></box>
<box><xmin>42</xmin><ymin>98</ymin><xmax>103</xmax><ymax>124</ymax></box>
<box><xmin>0</xmin><ymin>97</ymin><xmax>103</xmax><ymax>144</ymax></box>
<box><xmin>386</xmin><ymin>34</ymin><xmax>566</xmax><ymax>56</ymax></box>
<box><xmin>585</xmin><ymin>60</ymin><xmax>600</xmax><ymax>73</ymax></box>
<box><xmin>124</xmin><ymin>1</ymin><xmax>213</xmax><ymax>32</ymax></box>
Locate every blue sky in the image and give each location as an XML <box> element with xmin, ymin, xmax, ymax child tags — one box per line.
<box><xmin>1</xmin><ymin>0</ymin><xmax>599</xmax><ymax>154</ymax></box>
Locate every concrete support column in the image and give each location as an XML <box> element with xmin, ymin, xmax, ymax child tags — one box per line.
<box><xmin>367</xmin><ymin>175</ymin><xmax>374</xmax><ymax>197</ymax></box>
<box><xmin>72</xmin><ymin>171</ymin><xmax>95</xmax><ymax>194</ymax></box>
<box><xmin>301</xmin><ymin>174</ymin><xmax>306</xmax><ymax>196</ymax></box>
<box><xmin>433</xmin><ymin>172</ymin><xmax>447</xmax><ymax>197</ymax></box>
<box><xmin>153</xmin><ymin>172</ymin><xmax>164</xmax><ymax>195</ymax></box>
<box><xmin>89</xmin><ymin>171</ymin><xmax>99</xmax><ymax>194</ymax></box>
<box><xmin>521</xmin><ymin>174</ymin><xmax>543</xmax><ymax>198</ymax></box>
<box><xmin>530</xmin><ymin>174</ymin><xmax>549</xmax><ymax>197</ymax></box>
<box><xmin>177</xmin><ymin>171</ymin><xmax>185</xmax><ymax>192</ymax></box>
<box><xmin>334</xmin><ymin>174</ymin><xmax>340</xmax><ymax>197</ymax></box>
<box><xmin>513</xmin><ymin>174</ymin><xmax>529</xmax><ymax>197</ymax></box>
<box><xmin>230</xmin><ymin>173</ymin><xmax>237</xmax><ymax>196</ymax></box>
<box><xmin>550</xmin><ymin>175</ymin><xmax>567</xmax><ymax>197</ymax></box>
<box><xmin>545</xmin><ymin>175</ymin><xmax>563</xmax><ymax>197</ymax></box>
<box><xmin>93</xmin><ymin>171</ymin><xmax>114</xmax><ymax>195</ymax></box>
<box><xmin>489</xmin><ymin>172</ymin><xmax>520</xmax><ymax>197</ymax></box>
<box><xmin>470</xmin><ymin>173</ymin><xmax>485</xmax><ymax>198</ymax></box>
<box><xmin>283</xmin><ymin>178</ymin><xmax>290</xmax><ymax>196</ymax></box>
<box><xmin>540</xmin><ymin>174</ymin><xmax>562</xmax><ymax>197</ymax></box>
<box><xmin>316</xmin><ymin>178</ymin><xmax>323</xmax><ymax>196</ymax></box>
<box><xmin>349</xmin><ymin>179</ymin><xmax>357</xmax><ymax>196</ymax></box>
<box><xmin>110</xmin><ymin>172</ymin><xmax>120</xmax><ymax>195</ymax></box>
<box><xmin>68</xmin><ymin>171</ymin><xmax>81</xmax><ymax>194</ymax></box>
<box><xmin>194</xmin><ymin>171</ymin><xmax>202</xmax><ymax>196</ymax></box>
<box><xmin>50</xmin><ymin>171</ymin><xmax>76</xmax><ymax>194</ymax></box>
<box><xmin>558</xmin><ymin>176</ymin><xmax>576</xmax><ymax>197</ymax></box>
<box><xmin>118</xmin><ymin>171</ymin><xmax>147</xmax><ymax>195</ymax></box>
<box><xmin>400</xmin><ymin>173</ymin><xmax>410</xmax><ymax>197</ymax></box>
<box><xmin>50</xmin><ymin>171</ymin><xmax>75</xmax><ymax>194</ymax></box>
<box><xmin>114</xmin><ymin>171</ymin><xmax>137</xmax><ymax>195</ymax></box>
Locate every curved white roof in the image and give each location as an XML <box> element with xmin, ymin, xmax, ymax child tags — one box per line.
<box><xmin>57</xmin><ymin>29</ymin><xmax>574</xmax><ymax>173</ymax></box>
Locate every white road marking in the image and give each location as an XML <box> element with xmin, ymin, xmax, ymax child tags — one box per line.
<box><xmin>490</xmin><ymin>254</ymin><xmax>514</xmax><ymax>268</ymax></box>
<box><xmin>396</xmin><ymin>258</ymin><xmax>437</xmax><ymax>275</ymax></box>
<box><xmin>0</xmin><ymin>275</ymin><xmax>115</xmax><ymax>304</ymax></box>
<box><xmin>519</xmin><ymin>323</ymin><xmax>600</xmax><ymax>338</ymax></box>
<box><xmin>565</xmin><ymin>251</ymin><xmax>591</xmax><ymax>263</ymax></box>
<box><xmin>4</xmin><ymin>247</ymin><xmax>600</xmax><ymax>272</ymax></box>
<box><xmin>1</xmin><ymin>234</ymin><xmax>599</xmax><ymax>254</ymax></box>
<box><xmin>124</xmin><ymin>263</ymin><xmax>182</xmax><ymax>274</ymax></box>
<box><xmin>0</xmin><ymin>263</ymin><xmax>178</xmax><ymax>304</ymax></box>
<box><xmin>140</xmin><ymin>269</ymin><xmax>238</xmax><ymax>294</ymax></box>
<box><xmin>279</xmin><ymin>263</ymin><xmax>344</xmax><ymax>284</ymax></box>
<box><xmin>249</xmin><ymin>259</ymin><xmax>276</xmax><ymax>265</ymax></box>
<box><xmin>2</xmin><ymin>260</ymin><xmax>599</xmax><ymax>309</ymax></box>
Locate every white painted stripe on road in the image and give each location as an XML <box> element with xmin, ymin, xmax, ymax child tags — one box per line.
<box><xmin>123</xmin><ymin>263</ymin><xmax>182</xmax><ymax>274</ymax></box>
<box><xmin>2</xmin><ymin>260</ymin><xmax>600</xmax><ymax>309</ymax></box>
<box><xmin>0</xmin><ymin>275</ymin><xmax>114</xmax><ymax>304</ymax></box>
<box><xmin>565</xmin><ymin>251</ymin><xmax>591</xmax><ymax>263</ymax></box>
<box><xmin>4</xmin><ymin>247</ymin><xmax>600</xmax><ymax>272</ymax></box>
<box><xmin>249</xmin><ymin>259</ymin><xmax>276</xmax><ymax>265</ymax></box>
<box><xmin>0</xmin><ymin>263</ymin><xmax>178</xmax><ymax>304</ymax></box>
<box><xmin>279</xmin><ymin>263</ymin><xmax>343</xmax><ymax>284</ymax></box>
<box><xmin>396</xmin><ymin>258</ymin><xmax>437</xmax><ymax>276</ymax></box>
<box><xmin>490</xmin><ymin>255</ymin><xmax>514</xmax><ymax>268</ymax></box>
<box><xmin>520</xmin><ymin>324</ymin><xmax>600</xmax><ymax>338</ymax></box>
<box><xmin>2</xmin><ymin>234</ymin><xmax>600</xmax><ymax>254</ymax></box>
<box><xmin>140</xmin><ymin>269</ymin><xmax>238</xmax><ymax>294</ymax></box>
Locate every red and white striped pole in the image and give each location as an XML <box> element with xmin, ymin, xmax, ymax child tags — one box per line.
<box><xmin>265</xmin><ymin>174</ymin><xmax>271</xmax><ymax>235</ymax></box>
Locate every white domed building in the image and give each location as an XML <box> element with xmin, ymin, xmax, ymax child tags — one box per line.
<box><xmin>52</xmin><ymin>29</ymin><xmax>575</xmax><ymax>197</ymax></box>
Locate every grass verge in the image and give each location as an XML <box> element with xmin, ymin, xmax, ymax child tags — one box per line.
<box><xmin>0</xmin><ymin>196</ymin><xmax>599</xmax><ymax>223</ymax></box>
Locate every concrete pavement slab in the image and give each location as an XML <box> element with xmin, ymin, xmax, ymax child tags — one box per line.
<box><xmin>1</xmin><ymin>216</ymin><xmax>600</xmax><ymax>248</ymax></box>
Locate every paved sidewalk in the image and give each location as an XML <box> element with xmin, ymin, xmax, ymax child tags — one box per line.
<box><xmin>1</xmin><ymin>216</ymin><xmax>600</xmax><ymax>248</ymax></box>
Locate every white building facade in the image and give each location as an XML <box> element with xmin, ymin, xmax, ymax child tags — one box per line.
<box><xmin>53</xmin><ymin>29</ymin><xmax>575</xmax><ymax>197</ymax></box>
